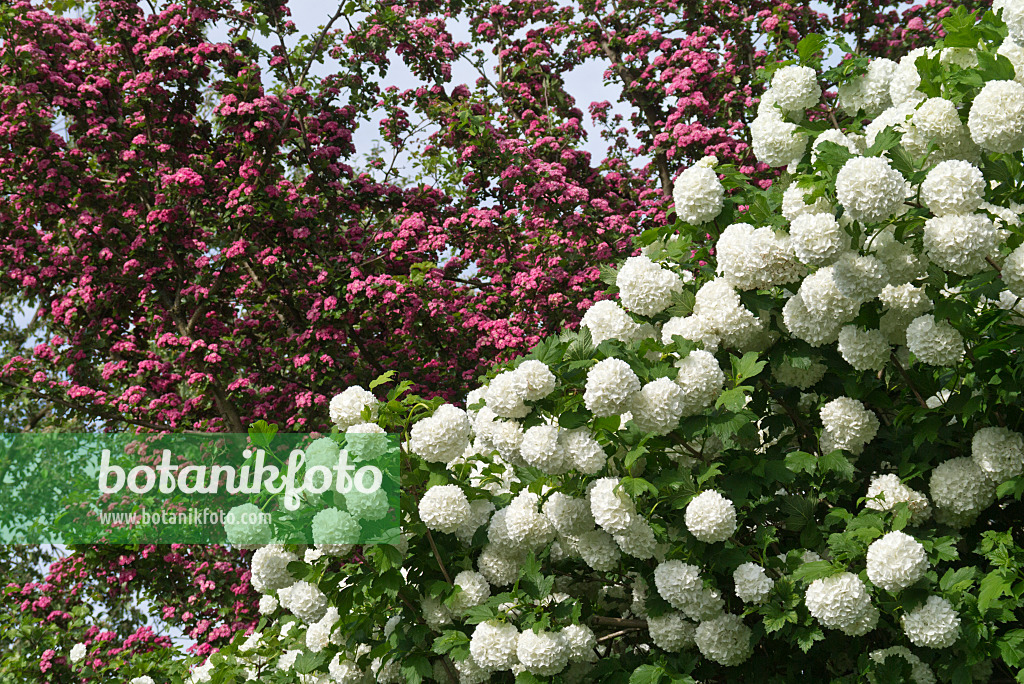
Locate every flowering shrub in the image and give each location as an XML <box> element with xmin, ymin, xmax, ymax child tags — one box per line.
<box><xmin>183</xmin><ymin>8</ymin><xmax>1024</xmax><ymax>684</ymax></box>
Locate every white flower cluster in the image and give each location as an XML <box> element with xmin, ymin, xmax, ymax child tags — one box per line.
<box><xmin>901</xmin><ymin>595</ymin><xmax>961</xmax><ymax>648</ymax></box>
<box><xmin>581</xmin><ymin>300</ymin><xmax>643</xmax><ymax>345</ymax></box>
<box><xmin>616</xmin><ymin>255</ymin><xmax>684</xmax><ymax>316</ymax></box>
<box><xmin>694</xmin><ymin>614</ymin><xmax>754</xmax><ymax>666</ymax></box>
<box><xmin>646</xmin><ymin>612</ymin><xmax>696</xmax><ymax>652</ymax></box>
<box><xmin>684</xmin><ymin>490</ymin><xmax>737</xmax><ymax>543</ymax></box>
<box><xmin>866</xmin><ymin>531</ymin><xmax>929</xmax><ymax>592</ymax></box>
<box><xmin>733</xmin><ymin>562</ymin><xmax>773</xmax><ymax>604</ymax></box>
<box><xmin>906</xmin><ymin>315</ymin><xmax>965</xmax><ymax>366</ymax></box>
<box><xmin>329</xmin><ymin>385</ymin><xmax>379</xmax><ymax>430</ymax></box>
<box><xmin>835</xmin><ymin>156</ymin><xmax>907</xmax><ymax>224</ymax></box>
<box><xmin>865</xmin><ymin>473</ymin><xmax>931</xmax><ymax>524</ymax></box>
<box><xmin>672</xmin><ymin>156</ymin><xmax>725</xmax><ymax>225</ymax></box>
<box><xmin>838</xmin><ymin>57</ymin><xmax>896</xmax><ymax>117</ymax></box>
<box><xmin>653</xmin><ymin>559</ymin><xmax>725</xmax><ymax>622</ymax></box>
<box><xmin>584</xmin><ymin>358</ymin><xmax>640</xmax><ymax>417</ymax></box>
<box><xmin>715</xmin><ymin>222</ymin><xmax>803</xmax><ymax>290</ymax></box>
<box><xmin>418</xmin><ymin>484</ymin><xmax>471</xmax><ymax>533</ymax></box>
<box><xmin>868</xmin><ymin>646</ymin><xmax>937</xmax><ymax>684</ymax></box>
<box><xmin>929</xmin><ymin>457</ymin><xmax>996</xmax><ymax>527</ymax></box>
<box><xmin>409</xmin><ymin>403</ymin><xmax>471</xmax><ymax>464</ymax></box>
<box><xmin>771</xmin><ymin>65</ymin><xmax>822</xmax><ymax>113</ymax></box>
<box><xmin>971</xmin><ymin>426</ymin><xmax>1024</xmax><ymax>482</ymax></box>
<box><xmin>805</xmin><ymin>572</ymin><xmax>878</xmax><ymax>636</ymax></box>
<box><xmin>819</xmin><ymin>397</ymin><xmax>879</xmax><ymax>455</ymax></box>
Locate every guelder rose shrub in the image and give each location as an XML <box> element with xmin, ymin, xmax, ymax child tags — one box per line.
<box><xmin>189</xmin><ymin>8</ymin><xmax>1024</xmax><ymax>684</ymax></box>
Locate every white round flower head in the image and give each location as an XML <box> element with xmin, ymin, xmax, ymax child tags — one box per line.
<box><xmin>684</xmin><ymin>490</ymin><xmax>737</xmax><ymax>543</ymax></box>
<box><xmin>514</xmin><ymin>360</ymin><xmax>556</xmax><ymax>401</ymax></box>
<box><xmin>772</xmin><ymin>356</ymin><xmax>827</xmax><ymax>390</ymax></box>
<box><xmin>820</xmin><ymin>397</ymin><xmax>879</xmax><ymax>455</ymax></box>
<box><xmin>580</xmin><ymin>299</ymin><xmax>641</xmax><ymax>344</ymax></box>
<box><xmin>838</xmin><ymin>325</ymin><xmax>890</xmax><ymax>371</ymax></box>
<box><xmin>923</xmin><ymin>213</ymin><xmax>998</xmax><ymax>276</ymax></box>
<box><xmin>613</xmin><ymin>518</ymin><xmax>658</xmax><ymax>560</ymax></box>
<box><xmin>517</xmin><ymin>630</ymin><xmax>568</xmax><ymax>676</ymax></box>
<box><xmin>653</xmin><ymin>559</ymin><xmax>703</xmax><ymax>611</ymax></box>
<box><xmin>872</xmin><ymin>229</ymin><xmax>926</xmax><ymax>285</ymax></box>
<box><xmin>812</xmin><ymin>129</ymin><xmax>861</xmax><ymax>163</ymax></box>
<box><xmin>929</xmin><ymin>457</ymin><xmax>997</xmax><ymax>526</ymax></box>
<box><xmin>311</xmin><ymin>507</ymin><xmax>360</xmax><ymax>548</ymax></box>
<box><xmin>716</xmin><ymin>222</ymin><xmax>803</xmax><ymax>290</ymax></box>
<box><xmin>560</xmin><ymin>624</ymin><xmax>597</xmax><ymax>663</ymax></box>
<box><xmin>484</xmin><ymin>370</ymin><xmax>531</xmax><ymax>419</ymax></box>
<box><xmin>783</xmin><ymin>293</ymin><xmax>843</xmax><ymax>346</ymax></box>
<box><xmin>972</xmin><ymin>426</ymin><xmax>1024</xmax><ymax>482</ymax></box>
<box><xmin>504</xmin><ymin>491</ymin><xmax>555</xmax><ymax>550</ymax></box>
<box><xmin>694</xmin><ymin>614</ymin><xmax>753</xmax><ymax>666</ymax></box>
<box><xmin>879</xmin><ymin>283</ymin><xmax>932</xmax><ymax>317</ymax></box>
<box><xmin>771</xmin><ymin>65</ymin><xmax>821</xmax><ymax>113</ymax></box>
<box><xmin>866</xmin><ymin>473</ymin><xmax>932</xmax><ymax>524</ymax></box>
<box><xmin>864</xmin><ymin>100</ymin><xmax>917</xmax><ymax>150</ymax></box>
<box><xmin>69</xmin><ymin>643</ymin><xmax>87</xmax><ymax>663</ymax></box>
<box><xmin>733</xmin><ymin>562</ymin><xmax>774</xmax><ymax>604</ymax></box>
<box><xmin>890</xmin><ymin>47</ymin><xmax>932</xmax><ymax>106</ymax></box>
<box><xmin>344</xmin><ymin>486</ymin><xmax>389</xmax><ymax>522</ymax></box>
<box><xmin>789</xmin><ymin>212</ymin><xmax>847</xmax><ymax>266</ymax></box>
<box><xmin>832</xmin><ymin>252</ymin><xmax>889</xmax><ymax>303</ymax></box>
<box><xmin>969</xmin><ymin>80</ymin><xmax>1024</xmax><ymax>153</ymax></box>
<box><xmin>836</xmin><ymin>156</ymin><xmax>908</xmax><ymax>223</ymax></box>
<box><xmin>561</xmin><ymin>428</ymin><xmax>607</xmax><ymax>475</ymax></box>
<box><xmin>223</xmin><ymin>503</ymin><xmax>272</xmax><ymax>549</ymax></box>
<box><xmin>258</xmin><ymin>593</ymin><xmax>279</xmax><ymax>615</ymax></box>
<box><xmin>470</xmin><ymin>620</ymin><xmax>519</xmax><ymax>672</ymax></box>
<box><xmin>589</xmin><ymin>477</ymin><xmax>637</xmax><ymax>534</ymax></box>
<box><xmin>631</xmin><ymin>377</ymin><xmax>685</xmax><ymax>435</ymax></box>
<box><xmin>999</xmin><ymin>36</ymin><xmax>1024</xmax><ymax>85</ymax></box>
<box><xmin>913</xmin><ymin>97</ymin><xmax>968</xmax><ymax>149</ymax></box>
<box><xmin>543</xmin><ymin>493</ymin><xmax>594</xmax><ymax>537</ymax></box>
<box><xmin>418</xmin><ymin>484</ymin><xmax>471</xmax><ymax>534</ymax></box>
<box><xmin>902</xmin><ymin>595</ymin><xmax>961</xmax><ymax>648</ymax></box>
<box><xmin>868</xmin><ymin>646</ymin><xmax>937</xmax><ymax>684</ymax></box>
<box><xmin>279</xmin><ymin>580</ymin><xmax>328</xmax><ymax>623</ymax></box>
<box><xmin>805</xmin><ymin>572</ymin><xmax>875</xmax><ymax>634</ymax></box>
<box><xmin>410</xmin><ymin>404</ymin><xmax>471</xmax><ymax>464</ymax></box>
<box><xmin>646</xmin><ymin>612</ymin><xmax>697</xmax><ymax>652</ymax></box>
<box><xmin>782</xmin><ymin>183</ymin><xmax>833</xmax><ymax>221</ymax></box>
<box><xmin>662</xmin><ymin>313</ymin><xmax>721</xmax><ymax>351</ymax></box>
<box><xmin>674</xmin><ymin>349</ymin><xmax>725</xmax><ymax>414</ymax></box>
<box><xmin>250</xmin><ymin>546</ymin><xmax>298</xmax><ymax>594</ymax></box>
<box><xmin>456</xmin><ymin>499</ymin><xmax>496</xmax><ymax>544</ymax></box>
<box><xmin>304</xmin><ymin>436</ymin><xmax>341</xmax><ymax>483</ymax></box>
<box><xmin>906</xmin><ymin>315</ymin><xmax>964</xmax><ymax>366</ymax></box>
<box><xmin>750</xmin><ymin>113</ymin><xmax>809</xmax><ymax>167</ymax></box>
<box><xmin>797</xmin><ymin>264</ymin><xmax>861</xmax><ymax>322</ymax></box>
<box><xmin>584</xmin><ymin>358</ymin><xmax>641</xmax><ymax>417</ymax></box>
<box><xmin>477</xmin><ymin>543</ymin><xmax>524</xmax><ymax>587</ymax></box>
<box><xmin>307</xmin><ymin>607</ymin><xmax>341</xmax><ymax>652</ymax></box>
<box><xmin>421</xmin><ymin>596</ymin><xmax>453</xmax><ymax>631</ymax></box>
<box><xmin>838</xmin><ymin>57</ymin><xmax>897</xmax><ymax>117</ymax></box>
<box><xmin>329</xmin><ymin>655</ymin><xmax>364</xmax><ymax>684</ymax></box>
<box><xmin>130</xmin><ymin>678</ymin><xmax>155</xmax><ymax>684</ymax></box>
<box><xmin>867</xmin><ymin>531</ymin><xmax>929</xmax><ymax>592</ymax></box>
<box><xmin>693</xmin><ymin>279</ymin><xmax>765</xmax><ymax>350</ymax></box>
<box><xmin>1005</xmin><ymin>244</ymin><xmax>1024</xmax><ymax>297</ymax></box>
<box><xmin>520</xmin><ymin>424</ymin><xmax>572</xmax><ymax>474</ymax></box>
<box><xmin>344</xmin><ymin>424</ymin><xmax>389</xmax><ymax>461</ymax></box>
<box><xmin>617</xmin><ymin>255</ymin><xmax>684</xmax><ymax>316</ymax></box>
<box><xmin>450</xmin><ymin>570</ymin><xmax>491</xmax><ymax>612</ymax></box>
<box><xmin>329</xmin><ymin>386</ymin><xmax>380</xmax><ymax>430</ymax></box>
<box><xmin>672</xmin><ymin>160</ymin><xmax>725</xmax><ymax>225</ymax></box>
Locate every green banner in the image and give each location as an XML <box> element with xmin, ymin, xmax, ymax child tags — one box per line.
<box><xmin>0</xmin><ymin>432</ymin><xmax>400</xmax><ymax>545</ymax></box>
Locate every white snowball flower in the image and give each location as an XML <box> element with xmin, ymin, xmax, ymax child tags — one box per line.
<box><xmin>694</xmin><ymin>614</ymin><xmax>754</xmax><ymax>666</ymax></box>
<box><xmin>580</xmin><ymin>299</ymin><xmax>643</xmax><ymax>344</ymax></box>
<box><xmin>470</xmin><ymin>621</ymin><xmax>519</xmax><ymax>672</ymax></box>
<box><xmin>972</xmin><ymin>426</ymin><xmax>1024</xmax><ymax>482</ymax></box>
<box><xmin>646</xmin><ymin>612</ymin><xmax>697</xmax><ymax>652</ymax></box>
<box><xmin>477</xmin><ymin>543</ymin><xmax>524</xmax><ymax>587</ymax></box>
<box><xmin>969</xmin><ymin>80</ymin><xmax>1024</xmax><ymax>153</ymax></box>
<box><xmin>662</xmin><ymin>313</ymin><xmax>721</xmax><ymax>351</ymax></box>
<box><xmin>672</xmin><ymin>159</ymin><xmax>725</xmax><ymax>225</ymax></box>
<box><xmin>560</xmin><ymin>624</ymin><xmax>598</xmax><ymax>663</ymax></box>
<box><xmin>865</xmin><ymin>473</ymin><xmax>932</xmax><ymax>524</ymax></box>
<box><xmin>258</xmin><ymin>594</ymin><xmax>279</xmax><ymax>615</ymax></box>
<box><xmin>832</xmin><ymin>252</ymin><xmax>889</xmax><ymax>303</ymax></box>
<box><xmin>584</xmin><ymin>358</ymin><xmax>641</xmax><ymax>417</ymax></box>
<box><xmin>901</xmin><ymin>595</ymin><xmax>961</xmax><ymax>648</ymax></box>
<box><xmin>631</xmin><ymin>377</ymin><xmax>685</xmax><ymax>435</ymax></box>
<box><xmin>1005</xmin><ymin>244</ymin><xmax>1024</xmax><ymax>297</ymax></box>
<box><xmin>715</xmin><ymin>222</ymin><xmax>803</xmax><ymax>290</ymax></box>
<box><xmin>772</xmin><ymin>356</ymin><xmax>827</xmax><ymax>389</ymax></box>
<box><xmin>589</xmin><ymin>477</ymin><xmax>637</xmax><ymax>534</ymax></box>
<box><xmin>906</xmin><ymin>97</ymin><xmax>972</xmax><ymax>159</ymax></box>
<box><xmin>418</xmin><ymin>484</ymin><xmax>471</xmax><ymax>534</ymax></box>
<box><xmin>789</xmin><ymin>212</ymin><xmax>846</xmax><ymax>266</ymax></box>
<box><xmin>613</xmin><ymin>518</ymin><xmax>658</xmax><ymax>559</ymax></box>
<box><xmin>782</xmin><ymin>292</ymin><xmax>844</xmax><ymax>347</ymax></box>
<box><xmin>520</xmin><ymin>424</ymin><xmax>572</xmax><ymax>474</ymax></box>
<box><xmin>799</xmin><ymin>264</ymin><xmax>861</xmax><ymax>320</ymax></box>
<box><xmin>812</xmin><ymin>129</ymin><xmax>861</xmax><ymax>163</ymax></box>
<box><xmin>450</xmin><ymin>570</ymin><xmax>491</xmax><ymax>612</ymax></box>
<box><xmin>504</xmin><ymin>491</ymin><xmax>555</xmax><ymax>549</ymax></box>
<box><xmin>782</xmin><ymin>183</ymin><xmax>834</xmax><ymax>221</ymax></box>
<box><xmin>514</xmin><ymin>359</ymin><xmax>556</xmax><ymax>401</ymax></box>
<box><xmin>864</xmin><ymin>100</ymin><xmax>917</xmax><ymax>150</ymax></box>
<box><xmin>750</xmin><ymin>113</ymin><xmax>809</xmax><ymax>167</ymax></box>
<box><xmin>771</xmin><ymin>65</ymin><xmax>821</xmax><ymax>113</ymax></box>
<box><xmin>562</xmin><ymin>428</ymin><xmax>607</xmax><ymax>475</ymax></box>
<box><xmin>685</xmin><ymin>490</ymin><xmax>737</xmax><ymax>543</ymax></box>
<box><xmin>345</xmin><ymin>487</ymin><xmax>389</xmax><ymax>521</ymax></box>
<box><xmin>805</xmin><ymin>572</ymin><xmax>876</xmax><ymax>635</ymax></box>
<box><xmin>868</xmin><ymin>646</ymin><xmax>937</xmax><ymax>684</ymax></box>
<box><xmin>890</xmin><ymin>47</ymin><xmax>932</xmax><ymax>106</ymax></box>
<box><xmin>929</xmin><ymin>457</ymin><xmax>997</xmax><ymax>526</ymax></box>
<box><xmin>674</xmin><ymin>349</ymin><xmax>725</xmax><ymax>414</ymax></box>
<box><xmin>866</xmin><ymin>531</ymin><xmax>929</xmax><ymax>592</ymax></box>
<box><xmin>223</xmin><ymin>503</ymin><xmax>272</xmax><ymax>549</ymax></box>
<box><xmin>998</xmin><ymin>37</ymin><xmax>1024</xmax><ymax>85</ymax></box>
<box><xmin>836</xmin><ymin>156</ymin><xmax>908</xmax><ymax>223</ymax></box>
<box><xmin>872</xmin><ymin>228</ymin><xmax>926</xmax><ymax>285</ymax></box>
<box><xmin>311</xmin><ymin>508</ymin><xmax>360</xmax><ymax>549</ymax></box>
<box><xmin>130</xmin><ymin>678</ymin><xmax>156</xmax><ymax>684</ymax></box>
<box><xmin>820</xmin><ymin>397</ymin><xmax>879</xmax><ymax>455</ymax></box>
<box><xmin>517</xmin><ymin>630</ymin><xmax>568</xmax><ymax>676</ymax></box>
<box><xmin>484</xmin><ymin>370</ymin><xmax>531</xmax><ymax>419</ymax></box>
<box><xmin>879</xmin><ymin>283</ymin><xmax>932</xmax><ymax>317</ymax></box>
<box><xmin>733</xmin><ymin>562</ymin><xmax>774</xmax><ymax>604</ymax></box>
<box><xmin>693</xmin><ymin>279</ymin><xmax>765</xmax><ymax>350</ymax></box>
<box><xmin>250</xmin><ymin>546</ymin><xmax>298</xmax><ymax>594</ymax></box>
<box><xmin>577</xmin><ymin>528</ymin><xmax>622</xmax><ymax>571</ymax></box>
<box><xmin>542</xmin><ymin>493</ymin><xmax>594</xmax><ymax>538</ymax></box>
<box><xmin>410</xmin><ymin>404</ymin><xmax>472</xmax><ymax>464</ymax></box>
<box><xmin>616</xmin><ymin>255</ymin><xmax>684</xmax><ymax>316</ymax></box>
<box><xmin>456</xmin><ymin>499</ymin><xmax>496</xmax><ymax>544</ymax></box>
<box><xmin>329</xmin><ymin>386</ymin><xmax>380</xmax><ymax>430</ymax></box>
<box><xmin>328</xmin><ymin>656</ymin><xmax>363</xmax><ymax>684</ymax></box>
<box><xmin>307</xmin><ymin>607</ymin><xmax>341</xmax><ymax>653</ymax></box>
<box><xmin>279</xmin><ymin>580</ymin><xmax>328</xmax><ymax>623</ymax></box>
<box><xmin>69</xmin><ymin>643</ymin><xmax>87</xmax><ymax>663</ymax></box>
<box><xmin>906</xmin><ymin>315</ymin><xmax>965</xmax><ymax>366</ymax></box>
<box><xmin>922</xmin><ymin>213</ymin><xmax>998</xmax><ymax>276</ymax></box>
<box><xmin>838</xmin><ymin>326</ymin><xmax>890</xmax><ymax>371</ymax></box>
<box><xmin>653</xmin><ymin>559</ymin><xmax>703</xmax><ymax>612</ymax></box>
<box><xmin>421</xmin><ymin>596</ymin><xmax>453</xmax><ymax>630</ymax></box>
<box><xmin>838</xmin><ymin>57</ymin><xmax>897</xmax><ymax>117</ymax></box>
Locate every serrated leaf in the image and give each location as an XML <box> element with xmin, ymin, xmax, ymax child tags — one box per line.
<box><xmin>369</xmin><ymin>369</ymin><xmax>397</xmax><ymax>389</ymax></box>
<box><xmin>797</xmin><ymin>33</ymin><xmax>828</xmax><ymax>66</ymax></box>
<box><xmin>792</xmin><ymin>560</ymin><xmax>837</xmax><ymax>583</ymax></box>
<box><xmin>865</xmin><ymin>125</ymin><xmax>903</xmax><ymax>157</ymax></box>
<box><xmin>432</xmin><ymin>630</ymin><xmax>470</xmax><ymax>655</ymax></box>
<box><xmin>818</xmin><ymin>449</ymin><xmax>855</xmax><ymax>481</ymax></box>
<box><xmin>784</xmin><ymin>451</ymin><xmax>817</xmax><ymax>475</ymax></box>
<box><xmin>629</xmin><ymin>664</ymin><xmax>666</xmax><ymax>684</ymax></box>
<box><xmin>558</xmin><ymin>408</ymin><xmax>591</xmax><ymax>429</ymax></box>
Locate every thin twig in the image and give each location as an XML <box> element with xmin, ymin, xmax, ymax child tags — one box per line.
<box><xmin>597</xmin><ymin>628</ymin><xmax>641</xmax><ymax>642</ymax></box>
<box><xmin>890</xmin><ymin>351</ymin><xmax>928</xmax><ymax>410</ymax></box>
<box><xmin>425</xmin><ymin>528</ymin><xmax>453</xmax><ymax>585</ymax></box>
<box><xmin>986</xmin><ymin>256</ymin><xmax>1002</xmax><ymax>274</ymax></box>
<box><xmin>590</xmin><ymin>616</ymin><xmax>648</xmax><ymax>628</ymax></box>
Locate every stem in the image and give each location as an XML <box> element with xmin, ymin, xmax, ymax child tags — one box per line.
<box><xmin>986</xmin><ymin>256</ymin><xmax>1002</xmax><ymax>274</ymax></box>
<box><xmin>890</xmin><ymin>352</ymin><xmax>928</xmax><ymax>410</ymax></box>
<box><xmin>590</xmin><ymin>616</ymin><xmax>648</xmax><ymax>628</ymax></box>
<box><xmin>597</xmin><ymin>628</ymin><xmax>641</xmax><ymax>642</ymax></box>
<box><xmin>425</xmin><ymin>528</ymin><xmax>453</xmax><ymax>585</ymax></box>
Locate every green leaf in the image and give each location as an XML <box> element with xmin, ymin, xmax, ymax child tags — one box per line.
<box><xmin>731</xmin><ymin>351</ymin><xmax>767</xmax><ymax>383</ymax></box>
<box><xmin>792</xmin><ymin>560</ymin><xmax>837</xmax><ymax>584</ymax></box>
<box><xmin>818</xmin><ymin>449</ymin><xmax>855</xmax><ymax>481</ymax></box>
<box><xmin>715</xmin><ymin>386</ymin><xmax>752</xmax><ymax>412</ymax></box>
<box><xmin>941</xmin><ymin>6</ymin><xmax>978</xmax><ymax>48</ymax></box>
<box><xmin>432</xmin><ymin>630</ymin><xmax>470</xmax><ymax>655</ymax></box>
<box><xmin>813</xmin><ymin>141</ymin><xmax>853</xmax><ymax>172</ymax></box>
<box><xmin>784</xmin><ymin>451</ymin><xmax>817</xmax><ymax>475</ymax></box>
<box><xmin>997</xmin><ymin>629</ymin><xmax>1024</xmax><ymax>668</ymax></box>
<box><xmin>979</xmin><ymin>569</ymin><xmax>1013</xmax><ymax>612</ymax></box>
<box><xmin>940</xmin><ymin>566</ymin><xmax>978</xmax><ymax>592</ymax></box>
<box><xmin>369</xmin><ymin>369</ymin><xmax>397</xmax><ymax>390</ymax></box>
<box><xmin>558</xmin><ymin>408</ymin><xmax>591</xmax><ymax>429</ymax></box>
<box><xmin>599</xmin><ymin>265</ymin><xmax>619</xmax><ymax>288</ymax></box>
<box><xmin>891</xmin><ymin>502</ymin><xmax>912</xmax><ymax>531</ymax></box>
<box><xmin>620</xmin><ymin>476</ymin><xmax>658</xmax><ymax>499</ymax></box>
<box><xmin>797</xmin><ymin>33</ymin><xmax>828</xmax><ymax>66</ymax></box>
<box><xmin>865</xmin><ymin>126</ymin><xmax>903</xmax><ymax>157</ymax></box>
<box><xmin>248</xmin><ymin>420</ymin><xmax>278</xmax><ymax>449</ymax></box>
<box><xmin>794</xmin><ymin>625</ymin><xmax>825</xmax><ymax>653</ymax></box>
<box><xmin>629</xmin><ymin>665</ymin><xmax>666</xmax><ymax>684</ymax></box>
